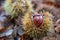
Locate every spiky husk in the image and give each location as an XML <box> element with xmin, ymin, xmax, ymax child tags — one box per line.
<box><xmin>22</xmin><ymin>11</ymin><xmax>53</xmax><ymax>38</ymax></box>
<box><xmin>4</xmin><ymin>0</ymin><xmax>32</xmax><ymax>18</ymax></box>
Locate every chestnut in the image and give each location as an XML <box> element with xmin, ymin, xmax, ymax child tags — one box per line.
<box><xmin>33</xmin><ymin>14</ymin><xmax>44</xmax><ymax>27</ymax></box>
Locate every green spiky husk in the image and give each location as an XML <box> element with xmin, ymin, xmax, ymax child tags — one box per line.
<box><xmin>22</xmin><ymin>11</ymin><xmax>53</xmax><ymax>38</ymax></box>
<box><xmin>4</xmin><ymin>0</ymin><xmax>32</xmax><ymax>18</ymax></box>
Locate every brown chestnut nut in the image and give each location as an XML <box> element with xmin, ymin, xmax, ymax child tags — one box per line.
<box><xmin>33</xmin><ymin>14</ymin><xmax>44</xmax><ymax>27</ymax></box>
